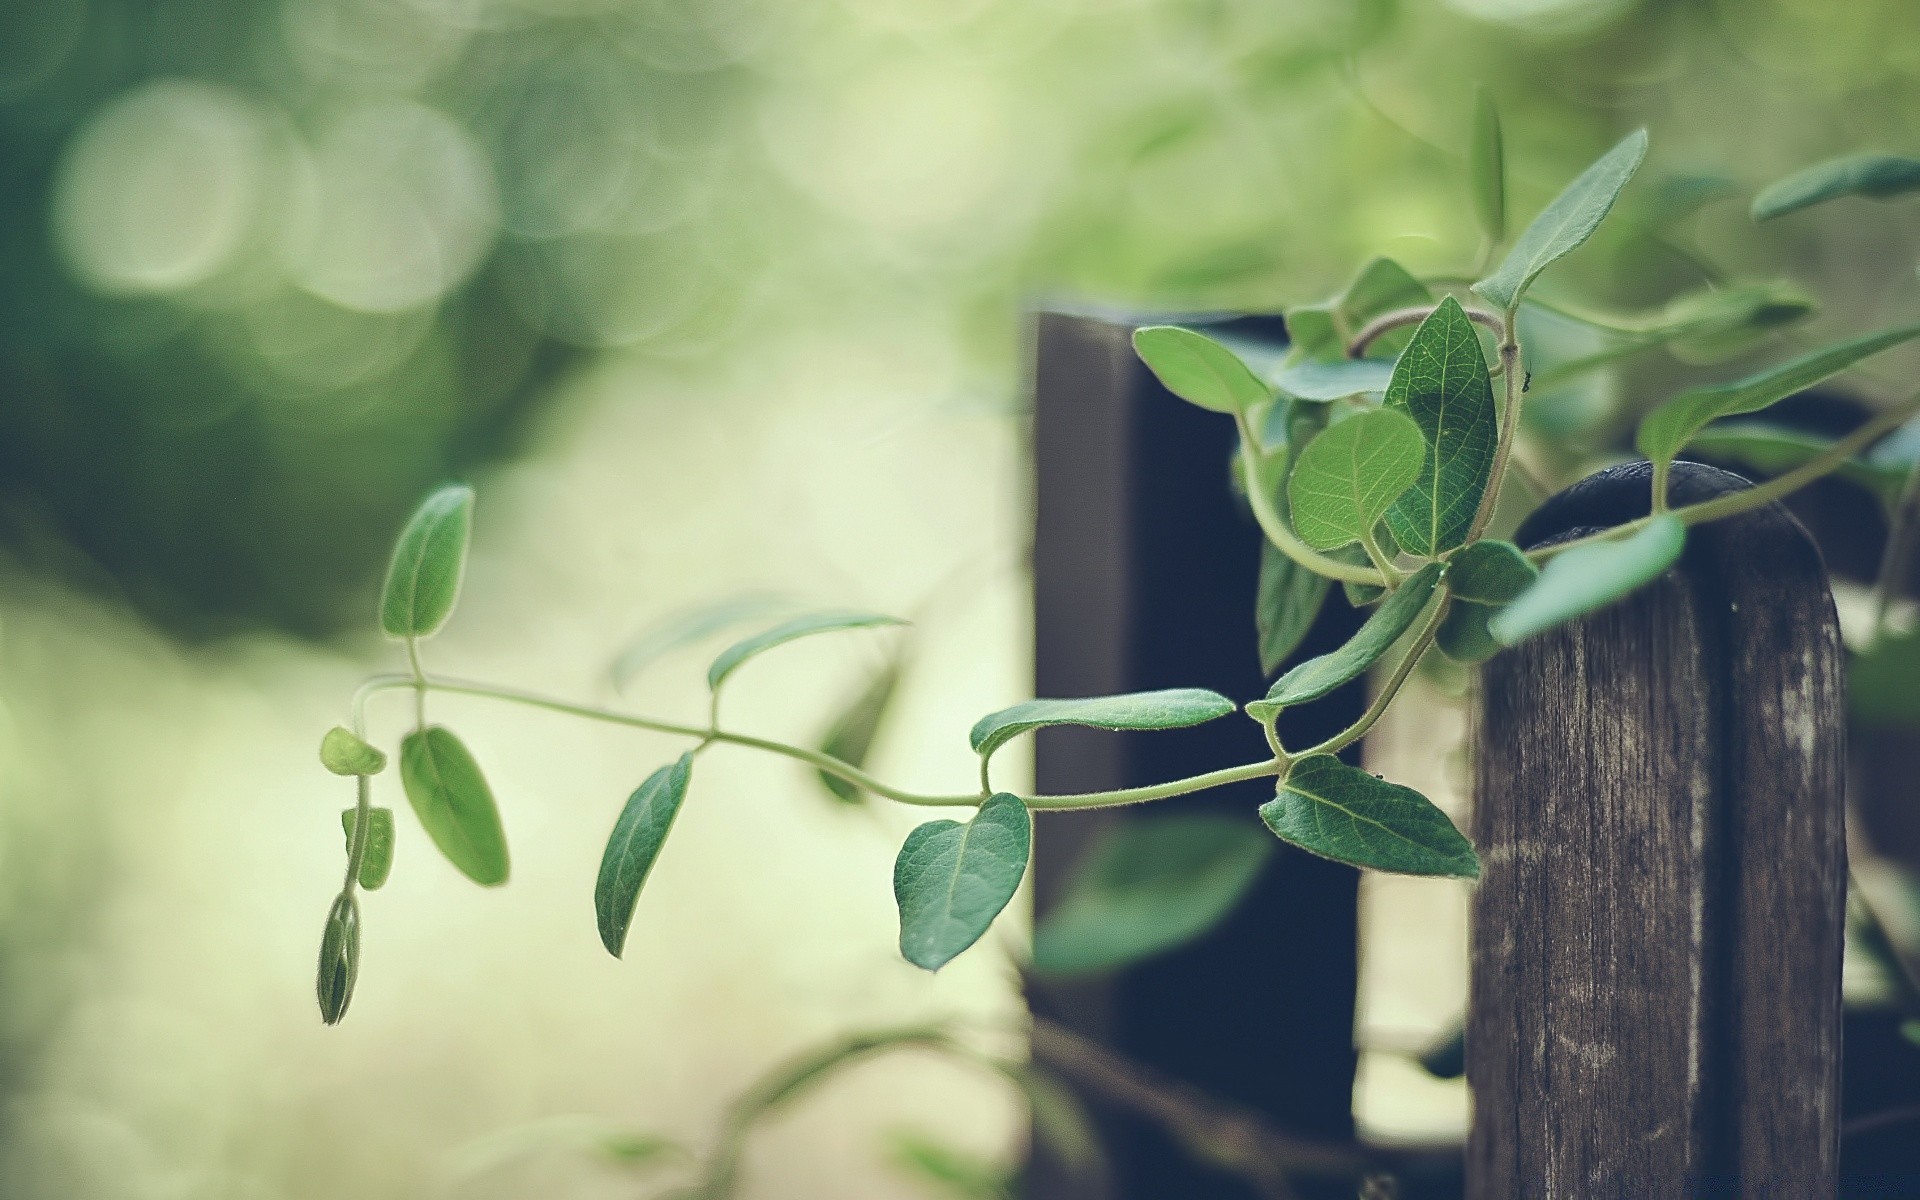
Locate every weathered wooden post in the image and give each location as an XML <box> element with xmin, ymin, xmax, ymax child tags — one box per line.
<box><xmin>1027</xmin><ymin>308</ymin><xmax>1370</xmax><ymax>1199</ymax></box>
<box><xmin>1469</xmin><ymin>461</ymin><xmax>1847</xmax><ymax>1198</ymax></box>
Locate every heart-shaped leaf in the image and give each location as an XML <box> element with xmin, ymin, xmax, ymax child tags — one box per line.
<box><xmin>380</xmin><ymin>484</ymin><xmax>474</xmax><ymax>640</ymax></box>
<box><xmin>1383</xmin><ymin>297</ymin><xmax>1498</xmax><ymax>557</ymax></box>
<box><xmin>321</xmin><ymin>726</ymin><xmax>387</xmax><ymax>776</ymax></box>
<box><xmin>969</xmin><ymin>689</ymin><xmax>1237</xmax><ymax>764</ymax></box>
<box><xmin>1752</xmin><ymin>154</ymin><xmax>1920</xmax><ymax>221</ymax></box>
<box><xmin>1469</xmin><ymin>85</ymin><xmax>1505</xmax><ymax>245</ymax></box>
<box><xmin>1248</xmin><ymin>562</ymin><xmax>1443</xmax><ymax>722</ymax></box>
<box><xmin>1636</xmin><ymin>324</ymin><xmax>1920</xmax><ymax>472</ymax></box>
<box><xmin>1474</xmin><ymin>128</ymin><xmax>1648</xmax><ymax>313</ymax></box>
<box><xmin>1286</xmin><ymin>408</ymin><xmax>1426</xmax><ymax>551</ymax></box>
<box><xmin>1031</xmin><ymin>815</ymin><xmax>1273</xmax><ymax>976</ymax></box>
<box><xmin>1257</xmin><ymin>540</ymin><xmax>1332</xmax><ymax>675</ymax></box>
<box><xmin>1446</xmin><ymin>540</ymin><xmax>1538</xmax><ymax>604</ymax></box>
<box><xmin>707</xmin><ymin>611</ymin><xmax>905</xmax><ymax>691</ymax></box>
<box><xmin>400</xmin><ymin>726</ymin><xmax>510</xmax><ymax>886</ymax></box>
<box><xmin>595</xmin><ymin>753</ymin><xmax>694</xmax><ymax>958</ymax></box>
<box><xmin>1261</xmin><ymin>754</ymin><xmax>1478</xmax><ymax>878</ymax></box>
<box><xmin>1130</xmin><ymin>326</ymin><xmax>1271</xmax><ymax>413</ymax></box>
<box><xmin>340</xmin><ymin>806</ymin><xmax>396</xmax><ymax>890</ymax></box>
<box><xmin>1491</xmin><ymin>515</ymin><xmax>1685</xmax><ymax>645</ymax></box>
<box><xmin>894</xmin><ymin>792</ymin><xmax>1031</xmax><ymax>971</ymax></box>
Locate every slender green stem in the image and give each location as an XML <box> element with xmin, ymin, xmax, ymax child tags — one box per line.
<box><xmin>1467</xmin><ymin>318</ymin><xmax>1524</xmax><ymax>541</ymax></box>
<box><xmin>1233</xmin><ymin>413</ymin><xmax>1387</xmax><ymax>587</ymax></box>
<box><xmin>340</xmin><ymin>774</ymin><xmax>371</xmax><ymax>894</ymax></box>
<box><xmin>1871</xmin><ymin>458</ymin><xmax>1920</xmax><ymax>643</ymax></box>
<box><xmin>405</xmin><ymin>637</ymin><xmax>426</xmax><ymax>728</ymax></box>
<box><xmin>1347</xmin><ymin>303</ymin><xmax>1505</xmax><ymax>358</ymax></box>
<box><xmin>1296</xmin><ymin>596</ymin><xmax>1447</xmax><ymax>760</ymax></box>
<box><xmin>1358</xmin><ymin>528</ymin><xmax>1402</xmax><ymax>585</ymax></box>
<box><xmin>1530</xmin><ymin>395</ymin><xmax>1920</xmax><ymax>564</ymax></box>
<box><xmin>353</xmin><ymin>674</ymin><xmax>1279</xmax><ymax>812</ymax></box>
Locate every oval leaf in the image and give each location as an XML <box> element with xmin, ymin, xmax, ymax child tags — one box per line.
<box><xmin>1491</xmin><ymin>515</ymin><xmax>1685</xmax><ymax>645</ymax></box>
<box><xmin>316</xmin><ymin>892</ymin><xmax>360</xmax><ymax>1025</ymax></box>
<box><xmin>380</xmin><ymin>484</ymin><xmax>474</xmax><ymax>640</ymax></box>
<box><xmin>1257</xmin><ymin>540</ymin><xmax>1332</xmax><ymax>675</ymax></box>
<box><xmin>1635</xmin><ymin>323</ymin><xmax>1920</xmax><ymax>470</ymax></box>
<box><xmin>707</xmin><ymin>610</ymin><xmax>905</xmax><ymax>691</ymax></box>
<box><xmin>1031</xmin><ymin>815</ymin><xmax>1273</xmax><ymax>976</ymax></box>
<box><xmin>1753</xmin><ymin>154</ymin><xmax>1920</xmax><ymax>221</ymax></box>
<box><xmin>1474</xmin><ymin>128</ymin><xmax>1648</xmax><ymax>313</ymax></box>
<box><xmin>340</xmin><ymin>806</ymin><xmax>396</xmax><ymax>890</ymax></box>
<box><xmin>1446</xmin><ymin>540</ymin><xmax>1538</xmax><ymax>604</ymax></box>
<box><xmin>1261</xmin><ymin>754</ymin><xmax>1479</xmax><ymax>878</ymax></box>
<box><xmin>321</xmin><ymin>726</ymin><xmax>387</xmax><ymax>776</ymax></box>
<box><xmin>1470</xmin><ymin>85</ymin><xmax>1505</xmax><ymax>245</ymax></box>
<box><xmin>969</xmin><ymin>689</ymin><xmax>1237</xmax><ymax>764</ymax></box>
<box><xmin>1287</xmin><ymin>408</ymin><xmax>1426</xmax><ymax>551</ymax></box>
<box><xmin>1248</xmin><ymin>561</ymin><xmax>1444</xmax><ymax>722</ymax></box>
<box><xmin>1383</xmin><ymin>297</ymin><xmax>1498</xmax><ymax>556</ymax></box>
<box><xmin>400</xmin><ymin>726</ymin><xmax>510</xmax><ymax>886</ymax></box>
<box><xmin>1130</xmin><ymin>325</ymin><xmax>1271</xmax><ymax>413</ymax></box>
<box><xmin>595</xmin><ymin>753</ymin><xmax>694</xmax><ymax>958</ymax></box>
<box><xmin>894</xmin><ymin>792</ymin><xmax>1031</xmax><ymax>971</ymax></box>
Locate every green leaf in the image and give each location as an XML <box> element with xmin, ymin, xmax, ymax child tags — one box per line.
<box><xmin>1474</xmin><ymin>129</ymin><xmax>1648</xmax><ymax>312</ymax></box>
<box><xmin>1284</xmin><ymin>258</ymin><xmax>1431</xmax><ymax>363</ymax></box>
<box><xmin>1130</xmin><ymin>325</ymin><xmax>1271</xmax><ymax>413</ymax></box>
<box><xmin>1469</xmin><ymin>85</ymin><xmax>1505</xmax><ymax>245</ymax></box>
<box><xmin>968</xmin><ymin>689</ymin><xmax>1237</xmax><ymax>764</ymax></box>
<box><xmin>320</xmin><ymin>726</ymin><xmax>386</xmax><ymax>776</ymax></box>
<box><xmin>894</xmin><ymin>793</ymin><xmax>1031</xmax><ymax>971</ymax></box>
<box><xmin>707</xmin><ymin>611</ymin><xmax>905</xmax><ymax>691</ymax></box>
<box><xmin>1752</xmin><ymin>154</ymin><xmax>1920</xmax><ymax>220</ymax></box>
<box><xmin>1635</xmin><ymin>324</ymin><xmax>1920</xmax><ymax>470</ymax></box>
<box><xmin>315</xmin><ymin>892</ymin><xmax>360</xmax><ymax>1025</ymax></box>
<box><xmin>609</xmin><ymin>592</ymin><xmax>788</xmax><ymax>691</ymax></box>
<box><xmin>1273</xmin><ymin>357</ymin><xmax>1397</xmax><ymax>402</ymax></box>
<box><xmin>1663</xmin><ymin>282</ymin><xmax>1816</xmax><ymax>364</ymax></box>
<box><xmin>595</xmin><ymin>753</ymin><xmax>694</xmax><ymax>958</ymax></box>
<box><xmin>340</xmin><ymin>807</ymin><xmax>395</xmax><ymax>890</ymax></box>
<box><xmin>1257</xmin><ymin>541</ymin><xmax>1332</xmax><ymax>674</ymax></box>
<box><xmin>1435</xmin><ymin>601</ymin><xmax>1503</xmax><ymax>664</ymax></box>
<box><xmin>1261</xmin><ymin>754</ymin><xmax>1478</xmax><ymax>877</ymax></box>
<box><xmin>1286</xmin><ymin>408</ymin><xmax>1426</xmax><ymax>551</ymax></box>
<box><xmin>1850</xmin><ymin>628</ymin><xmax>1920</xmax><ymax>728</ymax></box>
<box><xmin>1689</xmin><ymin>422</ymin><xmax>1904</xmax><ymax>507</ymax></box>
<box><xmin>1282</xmin><ymin>306</ymin><xmax>1342</xmax><ymax>362</ymax></box>
<box><xmin>815</xmin><ymin>651</ymin><xmax>906</xmax><ymax>805</ymax></box>
<box><xmin>400</xmin><ymin>726</ymin><xmax>510</xmax><ymax>886</ymax></box>
<box><xmin>1031</xmin><ymin>815</ymin><xmax>1272</xmax><ymax>976</ymax></box>
<box><xmin>379</xmin><ymin>484</ymin><xmax>474</xmax><ymax>640</ymax></box>
<box><xmin>1383</xmin><ymin>297</ymin><xmax>1499</xmax><ymax>556</ymax></box>
<box><xmin>1446</xmin><ymin>540</ymin><xmax>1538</xmax><ymax>603</ymax></box>
<box><xmin>1248</xmin><ymin>561</ymin><xmax>1444</xmax><ymax>722</ymax></box>
<box><xmin>1338</xmin><ymin>540</ymin><xmax>1388</xmax><ymax>607</ymax></box>
<box><xmin>1491</xmin><ymin>516</ymin><xmax>1685</xmax><ymax>645</ymax></box>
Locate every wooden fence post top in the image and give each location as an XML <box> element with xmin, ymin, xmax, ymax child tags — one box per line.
<box><xmin>1470</xmin><ymin>458</ymin><xmax>1846</xmax><ymax>1199</ymax></box>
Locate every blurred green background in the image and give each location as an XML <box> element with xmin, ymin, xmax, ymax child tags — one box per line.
<box><xmin>3</xmin><ymin>0</ymin><xmax>1920</xmax><ymax>1195</ymax></box>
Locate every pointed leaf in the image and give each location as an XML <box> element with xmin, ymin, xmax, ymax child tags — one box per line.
<box><xmin>815</xmin><ymin>651</ymin><xmax>906</xmax><ymax>805</ymax></box>
<box><xmin>894</xmin><ymin>793</ymin><xmax>1031</xmax><ymax>971</ymax></box>
<box><xmin>1435</xmin><ymin>600</ymin><xmax>1503</xmax><ymax>664</ymax></box>
<box><xmin>1248</xmin><ymin>562</ymin><xmax>1443</xmax><ymax>721</ymax></box>
<box><xmin>1286</xmin><ymin>408</ymin><xmax>1425</xmax><ymax>551</ymax></box>
<box><xmin>379</xmin><ymin>484</ymin><xmax>474</xmax><ymax>639</ymax></box>
<box><xmin>1446</xmin><ymin>540</ymin><xmax>1538</xmax><ymax>603</ymax></box>
<box><xmin>340</xmin><ymin>807</ymin><xmax>396</xmax><ymax>890</ymax></box>
<box><xmin>1273</xmin><ymin>357</ymin><xmax>1397</xmax><ymax>402</ymax></box>
<box><xmin>610</xmin><ymin>592</ymin><xmax>789</xmax><ymax>691</ymax></box>
<box><xmin>1474</xmin><ymin>129</ymin><xmax>1648</xmax><ymax>312</ymax></box>
<box><xmin>1752</xmin><ymin>154</ymin><xmax>1920</xmax><ymax>220</ymax></box>
<box><xmin>400</xmin><ymin>726</ymin><xmax>510</xmax><ymax>886</ymax></box>
<box><xmin>1469</xmin><ymin>85</ymin><xmax>1505</xmax><ymax>244</ymax></box>
<box><xmin>320</xmin><ymin>726</ymin><xmax>386</xmax><ymax>776</ymax></box>
<box><xmin>1257</xmin><ymin>540</ymin><xmax>1332</xmax><ymax>674</ymax></box>
<box><xmin>1031</xmin><ymin>815</ymin><xmax>1273</xmax><ymax>976</ymax></box>
<box><xmin>969</xmin><ymin>689</ymin><xmax>1237</xmax><ymax>763</ymax></box>
<box><xmin>1635</xmin><ymin>324</ymin><xmax>1920</xmax><ymax>469</ymax></box>
<box><xmin>1491</xmin><ymin>516</ymin><xmax>1685</xmax><ymax>645</ymax></box>
<box><xmin>1383</xmin><ymin>297</ymin><xmax>1498</xmax><ymax>556</ymax></box>
<box><xmin>1130</xmin><ymin>325</ymin><xmax>1271</xmax><ymax>413</ymax></box>
<box><xmin>707</xmin><ymin>611</ymin><xmax>905</xmax><ymax>690</ymax></box>
<box><xmin>1689</xmin><ymin>423</ymin><xmax>1904</xmax><ymax>507</ymax></box>
<box><xmin>595</xmin><ymin>753</ymin><xmax>694</xmax><ymax>958</ymax></box>
<box><xmin>1262</xmin><ymin>754</ymin><xmax>1478</xmax><ymax>877</ymax></box>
